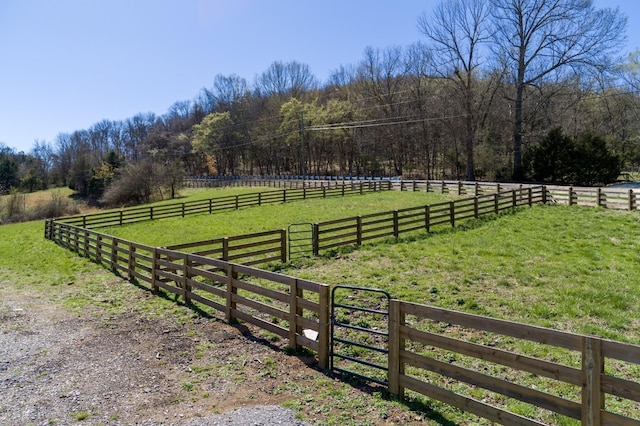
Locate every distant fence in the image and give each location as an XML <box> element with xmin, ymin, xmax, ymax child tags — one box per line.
<box><xmin>388</xmin><ymin>180</ymin><xmax>640</xmax><ymax>210</ymax></box>
<box><xmin>389</xmin><ymin>300</ymin><xmax>640</xmax><ymax>425</ymax></box>
<box><xmin>189</xmin><ymin>177</ymin><xmax>640</xmax><ymax>211</ymax></box>
<box><xmin>312</xmin><ymin>186</ymin><xmax>545</xmax><ymax>255</ymax></box>
<box><xmin>53</xmin><ymin>181</ymin><xmax>391</xmax><ymax>230</ymax></box>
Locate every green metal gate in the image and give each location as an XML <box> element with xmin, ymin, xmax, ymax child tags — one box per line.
<box><xmin>330</xmin><ymin>285</ymin><xmax>391</xmax><ymax>386</ymax></box>
<box><xmin>287</xmin><ymin>222</ymin><xmax>313</xmax><ymax>260</ymax></box>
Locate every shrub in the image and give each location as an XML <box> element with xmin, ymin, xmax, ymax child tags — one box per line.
<box><xmin>526</xmin><ymin>128</ymin><xmax>621</xmax><ymax>186</ymax></box>
<box><xmin>28</xmin><ymin>192</ymin><xmax>80</xmax><ymax>220</ymax></box>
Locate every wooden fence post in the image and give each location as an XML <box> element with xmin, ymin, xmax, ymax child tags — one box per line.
<box><xmin>96</xmin><ymin>234</ymin><xmax>102</xmax><ymax>264</ymax></box>
<box><xmin>83</xmin><ymin>229</ymin><xmax>90</xmax><ymax>257</ymax></box>
<box><xmin>222</xmin><ymin>237</ymin><xmax>229</xmax><ymax>261</ymax></box>
<box><xmin>209</xmin><ymin>198</ymin><xmax>213</xmax><ymax>214</ymax></box>
<box><xmin>597</xmin><ymin>188</ymin><xmax>603</xmax><ymax>208</ymax></box>
<box><xmin>393</xmin><ymin>210</ymin><xmax>399</xmax><ymax>239</ymax></box>
<box><xmin>183</xmin><ymin>254</ymin><xmax>191</xmax><ymax>304</ymax></box>
<box><xmin>283</xmin><ymin>189</ymin><xmax>287</xmax><ymax>203</ymax></box>
<box><xmin>111</xmin><ymin>239</ymin><xmax>118</xmax><ymax>271</ymax></box>
<box><xmin>280</xmin><ymin>229</ymin><xmax>287</xmax><ymax>263</ymax></box>
<box><xmin>150</xmin><ymin>206</ymin><xmax>154</xmax><ymax>220</ymax></box>
<box><xmin>225</xmin><ymin>263</ymin><xmax>237</xmax><ymax>321</ymax></box>
<box><xmin>569</xmin><ymin>187</ymin><xmax>574</xmax><ymax>206</ymax></box>
<box><xmin>152</xmin><ymin>248</ymin><xmax>159</xmax><ymax>293</ymax></box>
<box><xmin>235</xmin><ymin>195</ymin><xmax>239</xmax><ymax>209</ymax></box>
<box><xmin>449</xmin><ymin>201</ymin><xmax>455</xmax><ymax>227</ymax></box>
<box><xmin>425</xmin><ymin>205</ymin><xmax>430</xmax><ymax>233</ymax></box>
<box><xmin>494</xmin><ymin>193</ymin><xmax>499</xmax><ymax>214</ymax></box>
<box><xmin>458</xmin><ymin>181</ymin><xmax>463</xmax><ymax>195</ymax></box>
<box><xmin>512</xmin><ymin>190</ymin><xmax>517</xmax><ymax>208</ymax></box>
<box><xmin>474</xmin><ymin>197</ymin><xmax>479</xmax><ymax>219</ymax></box>
<box><xmin>356</xmin><ymin>216</ymin><xmax>362</xmax><ymax>246</ymax></box>
<box><xmin>317</xmin><ymin>284</ymin><xmax>330</xmax><ymax>370</ymax></box>
<box><xmin>388</xmin><ymin>299</ymin><xmax>405</xmax><ymax>398</ymax></box>
<box><xmin>312</xmin><ymin>224</ymin><xmax>320</xmax><ymax>256</ymax></box>
<box><xmin>542</xmin><ymin>185</ymin><xmax>548</xmax><ymax>204</ymax></box>
<box><xmin>289</xmin><ymin>277</ymin><xmax>302</xmax><ymax>350</ymax></box>
<box><xmin>73</xmin><ymin>227</ymin><xmax>80</xmax><ymax>253</ymax></box>
<box><xmin>182</xmin><ymin>203</ymin><xmax>186</xmax><ymax>217</ymax></box>
<box><xmin>629</xmin><ymin>189</ymin><xmax>635</xmax><ymax>211</ymax></box>
<box><xmin>582</xmin><ymin>336</ymin><xmax>603</xmax><ymax>426</ymax></box>
<box><xmin>528</xmin><ymin>188</ymin><xmax>533</xmax><ymax>207</ymax></box>
<box><xmin>128</xmin><ymin>243</ymin><xmax>136</xmax><ymax>281</ymax></box>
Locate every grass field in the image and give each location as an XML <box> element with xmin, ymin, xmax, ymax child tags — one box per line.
<box><xmin>3</xmin><ymin>186</ymin><xmax>640</xmax><ymax>425</ymax></box>
<box><xmin>101</xmin><ymin>189</ymin><xmax>457</xmax><ymax>246</ymax></box>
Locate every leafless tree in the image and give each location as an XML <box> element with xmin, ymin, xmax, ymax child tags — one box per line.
<box><xmin>419</xmin><ymin>0</ymin><xmax>495</xmax><ymax>180</ymax></box>
<box><xmin>490</xmin><ymin>0</ymin><xmax>627</xmax><ymax>178</ymax></box>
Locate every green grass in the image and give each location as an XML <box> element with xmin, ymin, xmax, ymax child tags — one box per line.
<box><xmin>101</xmin><ymin>189</ymin><xmax>456</xmax><ymax>246</ymax></box>
<box><xmin>3</xmin><ymin>188</ymin><xmax>640</xmax><ymax>425</ymax></box>
<box><xmin>283</xmin><ymin>204</ymin><xmax>640</xmax><ymax>343</ymax></box>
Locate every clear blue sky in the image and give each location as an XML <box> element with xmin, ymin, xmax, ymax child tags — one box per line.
<box><xmin>0</xmin><ymin>0</ymin><xmax>638</xmax><ymax>153</ymax></box>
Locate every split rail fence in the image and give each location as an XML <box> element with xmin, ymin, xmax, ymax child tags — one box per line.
<box><xmin>54</xmin><ymin>181</ymin><xmax>391</xmax><ymax>229</ymax></box>
<box><xmin>389</xmin><ymin>300</ymin><xmax>640</xmax><ymax>425</ymax></box>
<box><xmin>312</xmin><ymin>186</ymin><xmax>545</xmax><ymax>254</ymax></box>
<box><xmin>44</xmin><ymin>222</ymin><xmax>330</xmax><ymax>368</ymax></box>
<box><xmin>44</xmin><ymin>180</ymin><xmax>640</xmax><ymax>425</ymax></box>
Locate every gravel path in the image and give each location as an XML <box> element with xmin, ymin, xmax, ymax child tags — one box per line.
<box><xmin>0</xmin><ymin>289</ymin><xmax>311</xmax><ymax>426</ymax></box>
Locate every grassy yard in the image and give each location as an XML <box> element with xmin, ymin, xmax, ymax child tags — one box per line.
<box><xmin>3</xmin><ymin>187</ymin><xmax>640</xmax><ymax>425</ymax></box>
<box><xmin>281</xmin><ymin>204</ymin><xmax>640</xmax><ymax>344</ymax></box>
<box><xmin>101</xmin><ymin>189</ymin><xmax>456</xmax><ymax>246</ymax></box>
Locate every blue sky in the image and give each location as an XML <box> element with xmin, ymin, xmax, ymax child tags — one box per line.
<box><xmin>1</xmin><ymin>0</ymin><xmax>638</xmax><ymax>153</ymax></box>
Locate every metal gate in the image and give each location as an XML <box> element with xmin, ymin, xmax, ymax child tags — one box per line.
<box><xmin>330</xmin><ymin>285</ymin><xmax>391</xmax><ymax>386</ymax></box>
<box><xmin>287</xmin><ymin>222</ymin><xmax>313</xmax><ymax>260</ymax></box>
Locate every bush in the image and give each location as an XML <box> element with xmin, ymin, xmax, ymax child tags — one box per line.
<box><xmin>28</xmin><ymin>191</ymin><xmax>80</xmax><ymax>220</ymax></box>
<box><xmin>526</xmin><ymin>128</ymin><xmax>621</xmax><ymax>186</ymax></box>
<box><xmin>100</xmin><ymin>159</ymin><xmax>183</xmax><ymax>207</ymax></box>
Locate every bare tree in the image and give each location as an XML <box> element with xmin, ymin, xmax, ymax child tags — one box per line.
<box><xmin>490</xmin><ymin>0</ymin><xmax>627</xmax><ymax>178</ymax></box>
<box><xmin>419</xmin><ymin>0</ymin><xmax>495</xmax><ymax>181</ymax></box>
<box><xmin>255</xmin><ymin>61</ymin><xmax>317</xmax><ymax>98</ymax></box>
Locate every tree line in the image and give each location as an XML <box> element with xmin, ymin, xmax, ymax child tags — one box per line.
<box><xmin>1</xmin><ymin>0</ymin><xmax>637</xmax><ymax>206</ymax></box>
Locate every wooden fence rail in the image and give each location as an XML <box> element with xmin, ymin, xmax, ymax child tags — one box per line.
<box><xmin>44</xmin><ymin>180</ymin><xmax>640</xmax><ymax>425</ymax></box>
<box><xmin>44</xmin><ymin>219</ymin><xmax>330</xmax><ymax>368</ymax></box>
<box><xmin>388</xmin><ymin>300</ymin><xmax>640</xmax><ymax>425</ymax></box>
<box><xmin>387</xmin><ymin>179</ymin><xmax>637</xmax><ymax>211</ymax></box>
<box><xmin>164</xmin><ymin>229</ymin><xmax>287</xmax><ymax>266</ymax></box>
<box><xmin>53</xmin><ymin>181</ymin><xmax>392</xmax><ymax>230</ymax></box>
<box><xmin>312</xmin><ymin>186</ymin><xmax>545</xmax><ymax>255</ymax></box>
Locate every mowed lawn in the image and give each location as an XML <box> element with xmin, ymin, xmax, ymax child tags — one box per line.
<box><xmin>100</xmin><ymin>189</ymin><xmax>457</xmax><ymax>246</ymax></box>
<box><xmin>95</xmin><ymin>187</ymin><xmax>640</xmax><ymax>344</ymax></box>
<box><xmin>284</xmin><ymin>204</ymin><xmax>640</xmax><ymax>344</ymax></box>
<box><xmin>2</xmin><ymin>187</ymin><xmax>640</xmax><ymax>425</ymax></box>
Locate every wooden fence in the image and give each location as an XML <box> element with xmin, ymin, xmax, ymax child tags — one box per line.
<box><xmin>46</xmin><ymin>221</ymin><xmax>289</xmax><ymax>268</ymax></box>
<box><xmin>312</xmin><ymin>186</ymin><xmax>545</xmax><ymax>255</ymax></box>
<box><xmin>164</xmin><ymin>229</ymin><xmax>286</xmax><ymax>266</ymax></box>
<box><xmin>388</xmin><ymin>300</ymin><xmax>640</xmax><ymax>425</ymax></box>
<box><xmin>43</xmin><ymin>219</ymin><xmax>330</xmax><ymax>368</ymax></box>
<box><xmin>387</xmin><ymin>179</ymin><xmax>639</xmax><ymax>211</ymax></box>
<box><xmin>54</xmin><ymin>181</ymin><xmax>392</xmax><ymax>229</ymax></box>
<box><xmin>44</xmin><ymin>180</ymin><xmax>640</xmax><ymax>425</ymax></box>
